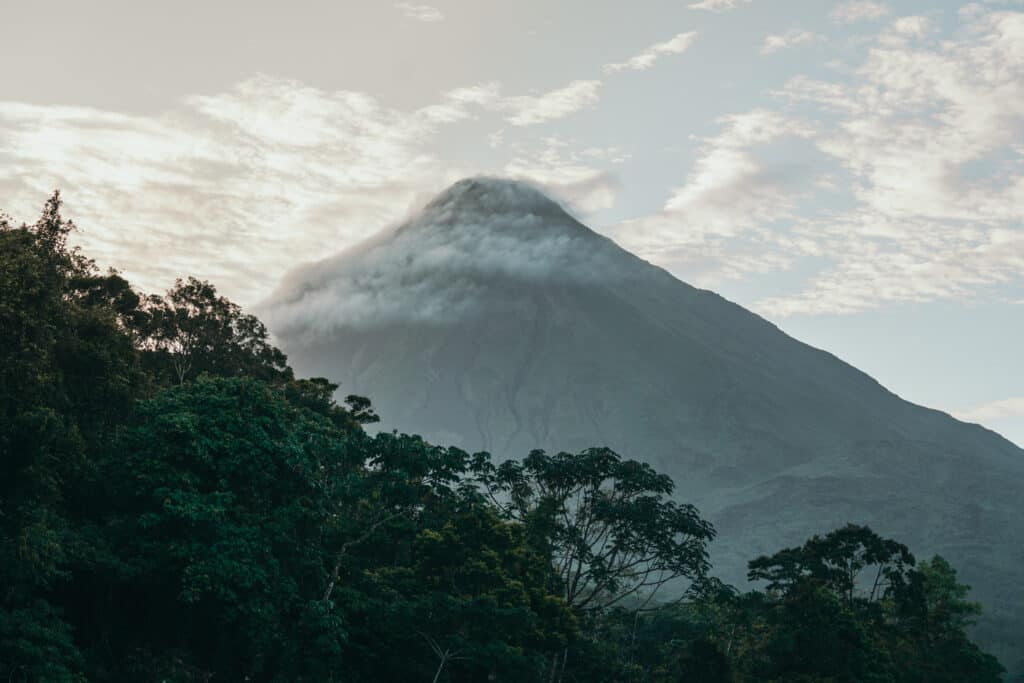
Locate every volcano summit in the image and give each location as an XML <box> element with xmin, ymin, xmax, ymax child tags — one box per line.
<box><xmin>264</xmin><ymin>177</ymin><xmax>1024</xmax><ymax>661</ymax></box>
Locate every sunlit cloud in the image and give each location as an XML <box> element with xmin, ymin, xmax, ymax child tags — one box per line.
<box><xmin>502</xmin><ymin>137</ymin><xmax>626</xmax><ymax>213</ymax></box>
<box><xmin>603</xmin><ymin>32</ymin><xmax>698</xmax><ymax>73</ymax></box>
<box><xmin>832</xmin><ymin>1</ymin><xmax>890</xmax><ymax>24</ymax></box>
<box><xmin>394</xmin><ymin>2</ymin><xmax>444</xmax><ymax>22</ymax></box>
<box><xmin>1</xmin><ymin>2</ymin><xmax>1021</xmax><ymax>328</ymax></box>
<box><xmin>609</xmin><ymin>110</ymin><xmax>815</xmax><ymax>285</ymax></box>
<box><xmin>687</xmin><ymin>0</ymin><xmax>752</xmax><ymax>12</ymax></box>
<box><xmin>0</xmin><ymin>76</ymin><xmax>461</xmax><ymax>302</ymax></box>
<box><xmin>955</xmin><ymin>397</ymin><xmax>1024</xmax><ymax>423</ymax></box>
<box><xmin>422</xmin><ymin>80</ymin><xmax>603</xmax><ymax>127</ymax></box>
<box><xmin>608</xmin><ymin>6</ymin><xmax>1024</xmax><ymax>317</ymax></box>
<box><xmin>0</xmin><ymin>67</ymin><xmax>619</xmax><ymax>304</ymax></box>
<box><xmin>762</xmin><ymin>29</ymin><xmax>821</xmax><ymax>54</ymax></box>
<box><xmin>499</xmin><ymin>80</ymin><xmax>603</xmax><ymax>126</ymax></box>
<box><xmin>757</xmin><ymin>8</ymin><xmax>1024</xmax><ymax>315</ymax></box>
<box><xmin>263</xmin><ymin>177</ymin><xmax>628</xmax><ymax>337</ymax></box>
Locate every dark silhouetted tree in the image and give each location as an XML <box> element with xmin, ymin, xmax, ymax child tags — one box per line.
<box><xmin>141</xmin><ymin>276</ymin><xmax>292</xmax><ymax>385</ymax></box>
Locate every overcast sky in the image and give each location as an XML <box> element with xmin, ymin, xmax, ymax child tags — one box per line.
<box><xmin>1</xmin><ymin>0</ymin><xmax>1021</xmax><ymax>445</ymax></box>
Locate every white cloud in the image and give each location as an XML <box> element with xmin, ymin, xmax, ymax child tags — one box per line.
<box><xmin>3</xmin><ymin>3</ymin><xmax>1021</xmax><ymax>329</ymax></box>
<box><xmin>688</xmin><ymin>0</ymin><xmax>752</xmax><ymax>12</ymax></box>
<box><xmin>810</xmin><ymin>12</ymin><xmax>1024</xmax><ymax>221</ymax></box>
<box><xmin>0</xmin><ymin>76</ymin><xmax>462</xmax><ymax>302</ymax></box>
<box><xmin>762</xmin><ymin>29</ymin><xmax>820</xmax><ymax>54</ymax></box>
<box><xmin>609</xmin><ymin>110</ymin><xmax>814</xmax><ymax>285</ymax></box>
<box><xmin>499</xmin><ymin>80</ymin><xmax>603</xmax><ymax>126</ymax></box>
<box><xmin>395</xmin><ymin>3</ymin><xmax>444</xmax><ymax>22</ymax></box>
<box><xmin>421</xmin><ymin>79</ymin><xmax>601</xmax><ymax>127</ymax></box>
<box><xmin>954</xmin><ymin>397</ymin><xmax>1024</xmax><ymax>423</ymax></box>
<box><xmin>889</xmin><ymin>15</ymin><xmax>931</xmax><ymax>38</ymax></box>
<box><xmin>755</xmin><ymin>8</ymin><xmax>1024</xmax><ymax>315</ymax></box>
<box><xmin>0</xmin><ymin>68</ymin><xmax>619</xmax><ymax>304</ymax></box>
<box><xmin>418</xmin><ymin>83</ymin><xmax>502</xmax><ymax>123</ymax></box>
<box><xmin>603</xmin><ymin>32</ymin><xmax>698</xmax><ymax>73</ymax></box>
<box><xmin>832</xmin><ymin>1</ymin><xmax>890</xmax><ymax>23</ymax></box>
<box><xmin>605</xmin><ymin>6</ymin><xmax>1024</xmax><ymax>317</ymax></box>
<box><xmin>263</xmin><ymin>178</ymin><xmax>630</xmax><ymax>336</ymax></box>
<box><xmin>757</xmin><ymin>211</ymin><xmax>1024</xmax><ymax>316</ymax></box>
<box><xmin>503</xmin><ymin>137</ymin><xmax>625</xmax><ymax>213</ymax></box>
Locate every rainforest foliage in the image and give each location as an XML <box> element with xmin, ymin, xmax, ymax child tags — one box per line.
<box><xmin>0</xmin><ymin>195</ymin><xmax>1006</xmax><ymax>681</ymax></box>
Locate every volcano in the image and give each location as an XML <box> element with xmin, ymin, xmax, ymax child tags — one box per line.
<box><xmin>263</xmin><ymin>177</ymin><xmax>1024</xmax><ymax>664</ymax></box>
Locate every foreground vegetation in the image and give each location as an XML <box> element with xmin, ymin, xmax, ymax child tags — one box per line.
<box><xmin>0</xmin><ymin>195</ymin><xmax>1006</xmax><ymax>681</ymax></box>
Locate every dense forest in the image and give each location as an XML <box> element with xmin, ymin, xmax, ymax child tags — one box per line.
<box><xmin>0</xmin><ymin>194</ymin><xmax>1008</xmax><ymax>681</ymax></box>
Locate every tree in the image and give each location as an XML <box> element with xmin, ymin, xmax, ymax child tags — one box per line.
<box><xmin>748</xmin><ymin>524</ymin><xmax>916</xmax><ymax>608</ymax></box>
<box><xmin>0</xmin><ymin>193</ymin><xmax>143</xmax><ymax>681</ymax></box>
<box><xmin>0</xmin><ymin>193</ymin><xmax>382</xmax><ymax>681</ymax></box>
<box><xmin>284</xmin><ymin>376</ymin><xmax>379</xmax><ymax>432</ymax></box>
<box><xmin>670</xmin><ymin>639</ymin><xmax>731</xmax><ymax>683</ymax></box>
<box><xmin>348</xmin><ymin>496</ymin><xmax>575</xmax><ymax>682</ymax></box>
<box><xmin>741</xmin><ymin>527</ymin><xmax>1004</xmax><ymax>683</ymax></box>
<box><xmin>474</xmin><ymin>448</ymin><xmax>714</xmax><ymax>615</ymax></box>
<box><xmin>743</xmin><ymin>526</ymin><xmax>915</xmax><ymax>681</ymax></box>
<box><xmin>140</xmin><ymin>276</ymin><xmax>292</xmax><ymax>385</ymax></box>
<box><xmin>82</xmin><ymin>377</ymin><xmax>356</xmax><ymax>680</ymax></box>
<box><xmin>471</xmin><ymin>447</ymin><xmax>715</xmax><ymax>680</ymax></box>
<box><xmin>892</xmin><ymin>556</ymin><xmax>1004</xmax><ymax>683</ymax></box>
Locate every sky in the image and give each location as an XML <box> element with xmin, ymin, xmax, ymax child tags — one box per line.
<box><xmin>1</xmin><ymin>0</ymin><xmax>1021</xmax><ymax>445</ymax></box>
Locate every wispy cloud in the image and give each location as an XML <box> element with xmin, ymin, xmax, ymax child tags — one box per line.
<box><xmin>888</xmin><ymin>15</ymin><xmax>931</xmax><ymax>39</ymax></box>
<box><xmin>503</xmin><ymin>137</ymin><xmax>627</xmax><ymax>213</ymax></box>
<box><xmin>420</xmin><ymin>79</ymin><xmax>602</xmax><ymax>127</ymax></box>
<box><xmin>609</xmin><ymin>7</ymin><xmax>1024</xmax><ymax>317</ymax></box>
<box><xmin>499</xmin><ymin>80</ymin><xmax>603</xmax><ymax>126</ymax></box>
<box><xmin>263</xmin><ymin>177</ymin><xmax>629</xmax><ymax>336</ymax></box>
<box><xmin>761</xmin><ymin>29</ymin><xmax>820</xmax><ymax>54</ymax></box>
<box><xmin>3</xmin><ymin>3</ymin><xmax>1021</xmax><ymax>328</ymax></box>
<box><xmin>760</xmin><ymin>9</ymin><xmax>1024</xmax><ymax>315</ymax></box>
<box><xmin>0</xmin><ymin>76</ymin><xmax>462</xmax><ymax>302</ymax></box>
<box><xmin>610</xmin><ymin>109</ymin><xmax>814</xmax><ymax>284</ymax></box>
<box><xmin>687</xmin><ymin>0</ymin><xmax>752</xmax><ymax>12</ymax></box>
<box><xmin>603</xmin><ymin>32</ymin><xmax>698</xmax><ymax>73</ymax></box>
<box><xmin>832</xmin><ymin>1</ymin><xmax>890</xmax><ymax>24</ymax></box>
<box><xmin>954</xmin><ymin>398</ymin><xmax>1024</xmax><ymax>423</ymax></box>
<box><xmin>395</xmin><ymin>3</ymin><xmax>444</xmax><ymax>22</ymax></box>
<box><xmin>0</xmin><ymin>68</ymin><xmax>618</xmax><ymax>303</ymax></box>
<box><xmin>418</xmin><ymin>83</ymin><xmax>503</xmax><ymax>123</ymax></box>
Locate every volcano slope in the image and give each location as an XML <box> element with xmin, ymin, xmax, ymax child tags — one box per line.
<box><xmin>264</xmin><ymin>177</ymin><xmax>1024</xmax><ymax>665</ymax></box>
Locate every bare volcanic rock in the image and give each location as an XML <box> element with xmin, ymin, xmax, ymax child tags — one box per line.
<box><xmin>263</xmin><ymin>177</ymin><xmax>1024</xmax><ymax>665</ymax></box>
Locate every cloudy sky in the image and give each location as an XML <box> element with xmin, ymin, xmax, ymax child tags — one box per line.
<box><xmin>1</xmin><ymin>0</ymin><xmax>1021</xmax><ymax>445</ymax></box>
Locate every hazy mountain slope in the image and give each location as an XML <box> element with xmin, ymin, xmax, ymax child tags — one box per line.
<box><xmin>264</xmin><ymin>177</ymin><xmax>1024</xmax><ymax>666</ymax></box>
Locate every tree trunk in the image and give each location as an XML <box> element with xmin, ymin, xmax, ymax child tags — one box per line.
<box><xmin>323</xmin><ymin>511</ymin><xmax>405</xmax><ymax>603</ymax></box>
<box><xmin>432</xmin><ymin>657</ymin><xmax>446</xmax><ymax>683</ymax></box>
<box><xmin>555</xmin><ymin>647</ymin><xmax>569</xmax><ymax>683</ymax></box>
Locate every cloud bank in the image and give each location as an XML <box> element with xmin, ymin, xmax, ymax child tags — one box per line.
<box><xmin>0</xmin><ymin>76</ymin><xmax>460</xmax><ymax>301</ymax></box>
<box><xmin>0</xmin><ymin>74</ymin><xmax>616</xmax><ymax>302</ymax></box>
<box><xmin>607</xmin><ymin>6</ymin><xmax>1024</xmax><ymax>317</ymax></box>
<box><xmin>262</xmin><ymin>177</ymin><xmax>630</xmax><ymax>339</ymax></box>
<box><xmin>0</xmin><ymin>3</ymin><xmax>1020</xmax><ymax>325</ymax></box>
